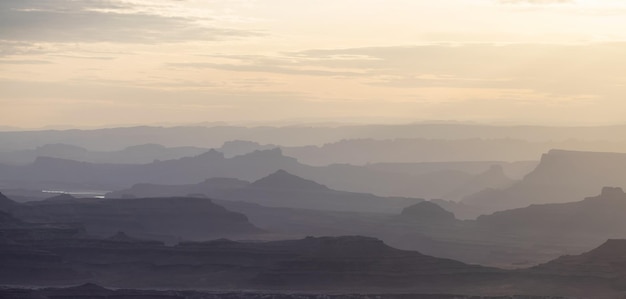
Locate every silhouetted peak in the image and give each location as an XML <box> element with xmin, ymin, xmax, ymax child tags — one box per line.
<box><xmin>583</xmin><ymin>187</ymin><xmax>626</xmax><ymax>203</ymax></box>
<box><xmin>472</xmin><ymin>164</ymin><xmax>510</xmax><ymax>182</ymax></box>
<box><xmin>244</xmin><ymin>147</ymin><xmax>285</xmax><ymax>159</ymax></box>
<box><xmin>251</xmin><ymin>170</ymin><xmax>330</xmax><ymax>191</ymax></box>
<box><xmin>600</xmin><ymin>187</ymin><xmax>625</xmax><ymax>199</ymax></box>
<box><xmin>195</xmin><ymin>149</ymin><xmax>224</xmax><ymax>159</ymax></box>
<box><xmin>592</xmin><ymin>239</ymin><xmax>626</xmax><ymax>255</ymax></box>
<box><xmin>400</xmin><ymin>201</ymin><xmax>456</xmax><ymax>222</ymax></box>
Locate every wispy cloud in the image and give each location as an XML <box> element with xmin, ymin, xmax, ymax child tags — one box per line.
<box><xmin>0</xmin><ymin>0</ymin><xmax>260</xmax><ymax>44</ymax></box>
<box><xmin>0</xmin><ymin>59</ymin><xmax>52</xmax><ymax>65</ymax></box>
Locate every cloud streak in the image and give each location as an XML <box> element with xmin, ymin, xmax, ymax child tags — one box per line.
<box><xmin>0</xmin><ymin>0</ymin><xmax>260</xmax><ymax>43</ymax></box>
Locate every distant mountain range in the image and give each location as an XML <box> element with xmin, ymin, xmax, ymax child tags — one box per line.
<box><xmin>108</xmin><ymin>170</ymin><xmax>422</xmax><ymax>214</ymax></box>
<box><xmin>463</xmin><ymin>149</ymin><xmax>626</xmax><ymax>212</ymax></box>
<box><xmin>1</xmin><ymin>123</ymin><xmax>626</xmax><ymax>151</ymax></box>
<box><xmin>6</xmin><ymin>137</ymin><xmax>626</xmax><ymax>175</ymax></box>
<box><xmin>5</xmin><ymin>184</ymin><xmax>626</xmax><ymax>270</ymax></box>
<box><xmin>0</xmin><ymin>143</ymin><xmax>209</xmax><ymax>165</ymax></box>
<box><xmin>0</xmin><ymin>148</ymin><xmax>514</xmax><ymax>200</ymax></box>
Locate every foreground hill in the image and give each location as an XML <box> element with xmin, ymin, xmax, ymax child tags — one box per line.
<box><xmin>0</xmin><ymin>223</ymin><xmax>498</xmax><ymax>293</ymax></box>
<box><xmin>532</xmin><ymin>239</ymin><xmax>626</xmax><ymax>281</ymax></box>
<box><xmin>2</xmin><ymin>193</ymin><xmax>261</xmax><ymax>242</ymax></box>
<box><xmin>1</xmin><ymin>219</ymin><xmax>625</xmax><ymax>298</ymax></box>
<box><xmin>0</xmin><ymin>285</ymin><xmax>574</xmax><ymax>299</ymax></box>
<box><xmin>108</xmin><ymin>170</ymin><xmax>423</xmax><ymax>213</ymax></box>
<box><xmin>463</xmin><ymin>149</ymin><xmax>626</xmax><ymax>212</ymax></box>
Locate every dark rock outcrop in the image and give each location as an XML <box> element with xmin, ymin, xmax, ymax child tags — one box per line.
<box><xmin>250</xmin><ymin>169</ymin><xmax>330</xmax><ymax>191</ymax></box>
<box><xmin>399</xmin><ymin>202</ymin><xmax>457</xmax><ymax>223</ymax></box>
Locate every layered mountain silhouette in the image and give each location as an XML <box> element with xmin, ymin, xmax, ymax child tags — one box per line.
<box><xmin>109</xmin><ymin>170</ymin><xmax>422</xmax><ymax>213</ymax></box>
<box><xmin>387</xmin><ymin>187</ymin><xmax>626</xmax><ymax>267</ymax></box>
<box><xmin>2</xmin><ymin>193</ymin><xmax>261</xmax><ymax>242</ymax></box>
<box><xmin>250</xmin><ymin>169</ymin><xmax>330</xmax><ymax>190</ymax></box>
<box><xmin>0</xmin><ymin>143</ymin><xmax>209</xmax><ymax>165</ymax></box>
<box><xmin>0</xmin><ymin>286</ymin><xmax>576</xmax><ymax>299</ymax></box>
<box><xmin>208</xmin><ymin>186</ymin><xmax>626</xmax><ymax>267</ymax></box>
<box><xmin>106</xmin><ymin>181</ymin><xmax>626</xmax><ymax>268</ymax></box>
<box><xmin>533</xmin><ymin>239</ymin><xmax>626</xmax><ymax>279</ymax></box>
<box><xmin>0</xmin><ymin>148</ymin><xmax>514</xmax><ymax>201</ymax></box>
<box><xmin>463</xmin><ymin>149</ymin><xmax>626</xmax><ymax>212</ymax></box>
<box><xmin>2</xmin><ymin>124</ymin><xmax>626</xmax><ymax>152</ymax></box>
<box><xmin>398</xmin><ymin>201</ymin><xmax>457</xmax><ymax>223</ymax></box>
<box><xmin>475</xmin><ymin>187</ymin><xmax>626</xmax><ymax>237</ymax></box>
<box><xmin>3</xmin><ymin>186</ymin><xmax>626</xmax><ymax>297</ymax></box>
<box><xmin>1</xmin><ymin>216</ymin><xmax>624</xmax><ymax>298</ymax></box>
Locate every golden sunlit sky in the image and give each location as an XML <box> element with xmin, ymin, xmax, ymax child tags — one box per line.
<box><xmin>1</xmin><ymin>0</ymin><xmax>626</xmax><ymax>128</ymax></box>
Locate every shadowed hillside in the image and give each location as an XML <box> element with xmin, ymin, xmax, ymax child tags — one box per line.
<box><xmin>463</xmin><ymin>149</ymin><xmax>626</xmax><ymax>212</ymax></box>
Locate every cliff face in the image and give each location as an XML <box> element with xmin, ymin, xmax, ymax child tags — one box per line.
<box><xmin>476</xmin><ymin>187</ymin><xmax>626</xmax><ymax>235</ymax></box>
<box><xmin>463</xmin><ymin>149</ymin><xmax>626</xmax><ymax>212</ymax></box>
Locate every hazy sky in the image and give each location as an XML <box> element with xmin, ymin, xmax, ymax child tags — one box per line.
<box><xmin>1</xmin><ymin>0</ymin><xmax>626</xmax><ymax>128</ymax></box>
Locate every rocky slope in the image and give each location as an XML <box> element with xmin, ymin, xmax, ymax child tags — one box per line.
<box><xmin>463</xmin><ymin>149</ymin><xmax>626</xmax><ymax>212</ymax></box>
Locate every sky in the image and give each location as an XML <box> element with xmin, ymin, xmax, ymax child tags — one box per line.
<box><xmin>1</xmin><ymin>0</ymin><xmax>626</xmax><ymax>129</ymax></box>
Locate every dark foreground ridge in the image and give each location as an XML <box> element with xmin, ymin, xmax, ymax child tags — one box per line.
<box><xmin>0</xmin><ymin>284</ymin><xmax>573</xmax><ymax>299</ymax></box>
<box><xmin>3</xmin><ymin>191</ymin><xmax>626</xmax><ymax>297</ymax></box>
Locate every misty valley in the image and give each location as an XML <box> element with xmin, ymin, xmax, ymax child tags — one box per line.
<box><xmin>1</xmin><ymin>124</ymin><xmax>626</xmax><ymax>298</ymax></box>
<box><xmin>3</xmin><ymin>0</ymin><xmax>626</xmax><ymax>297</ymax></box>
